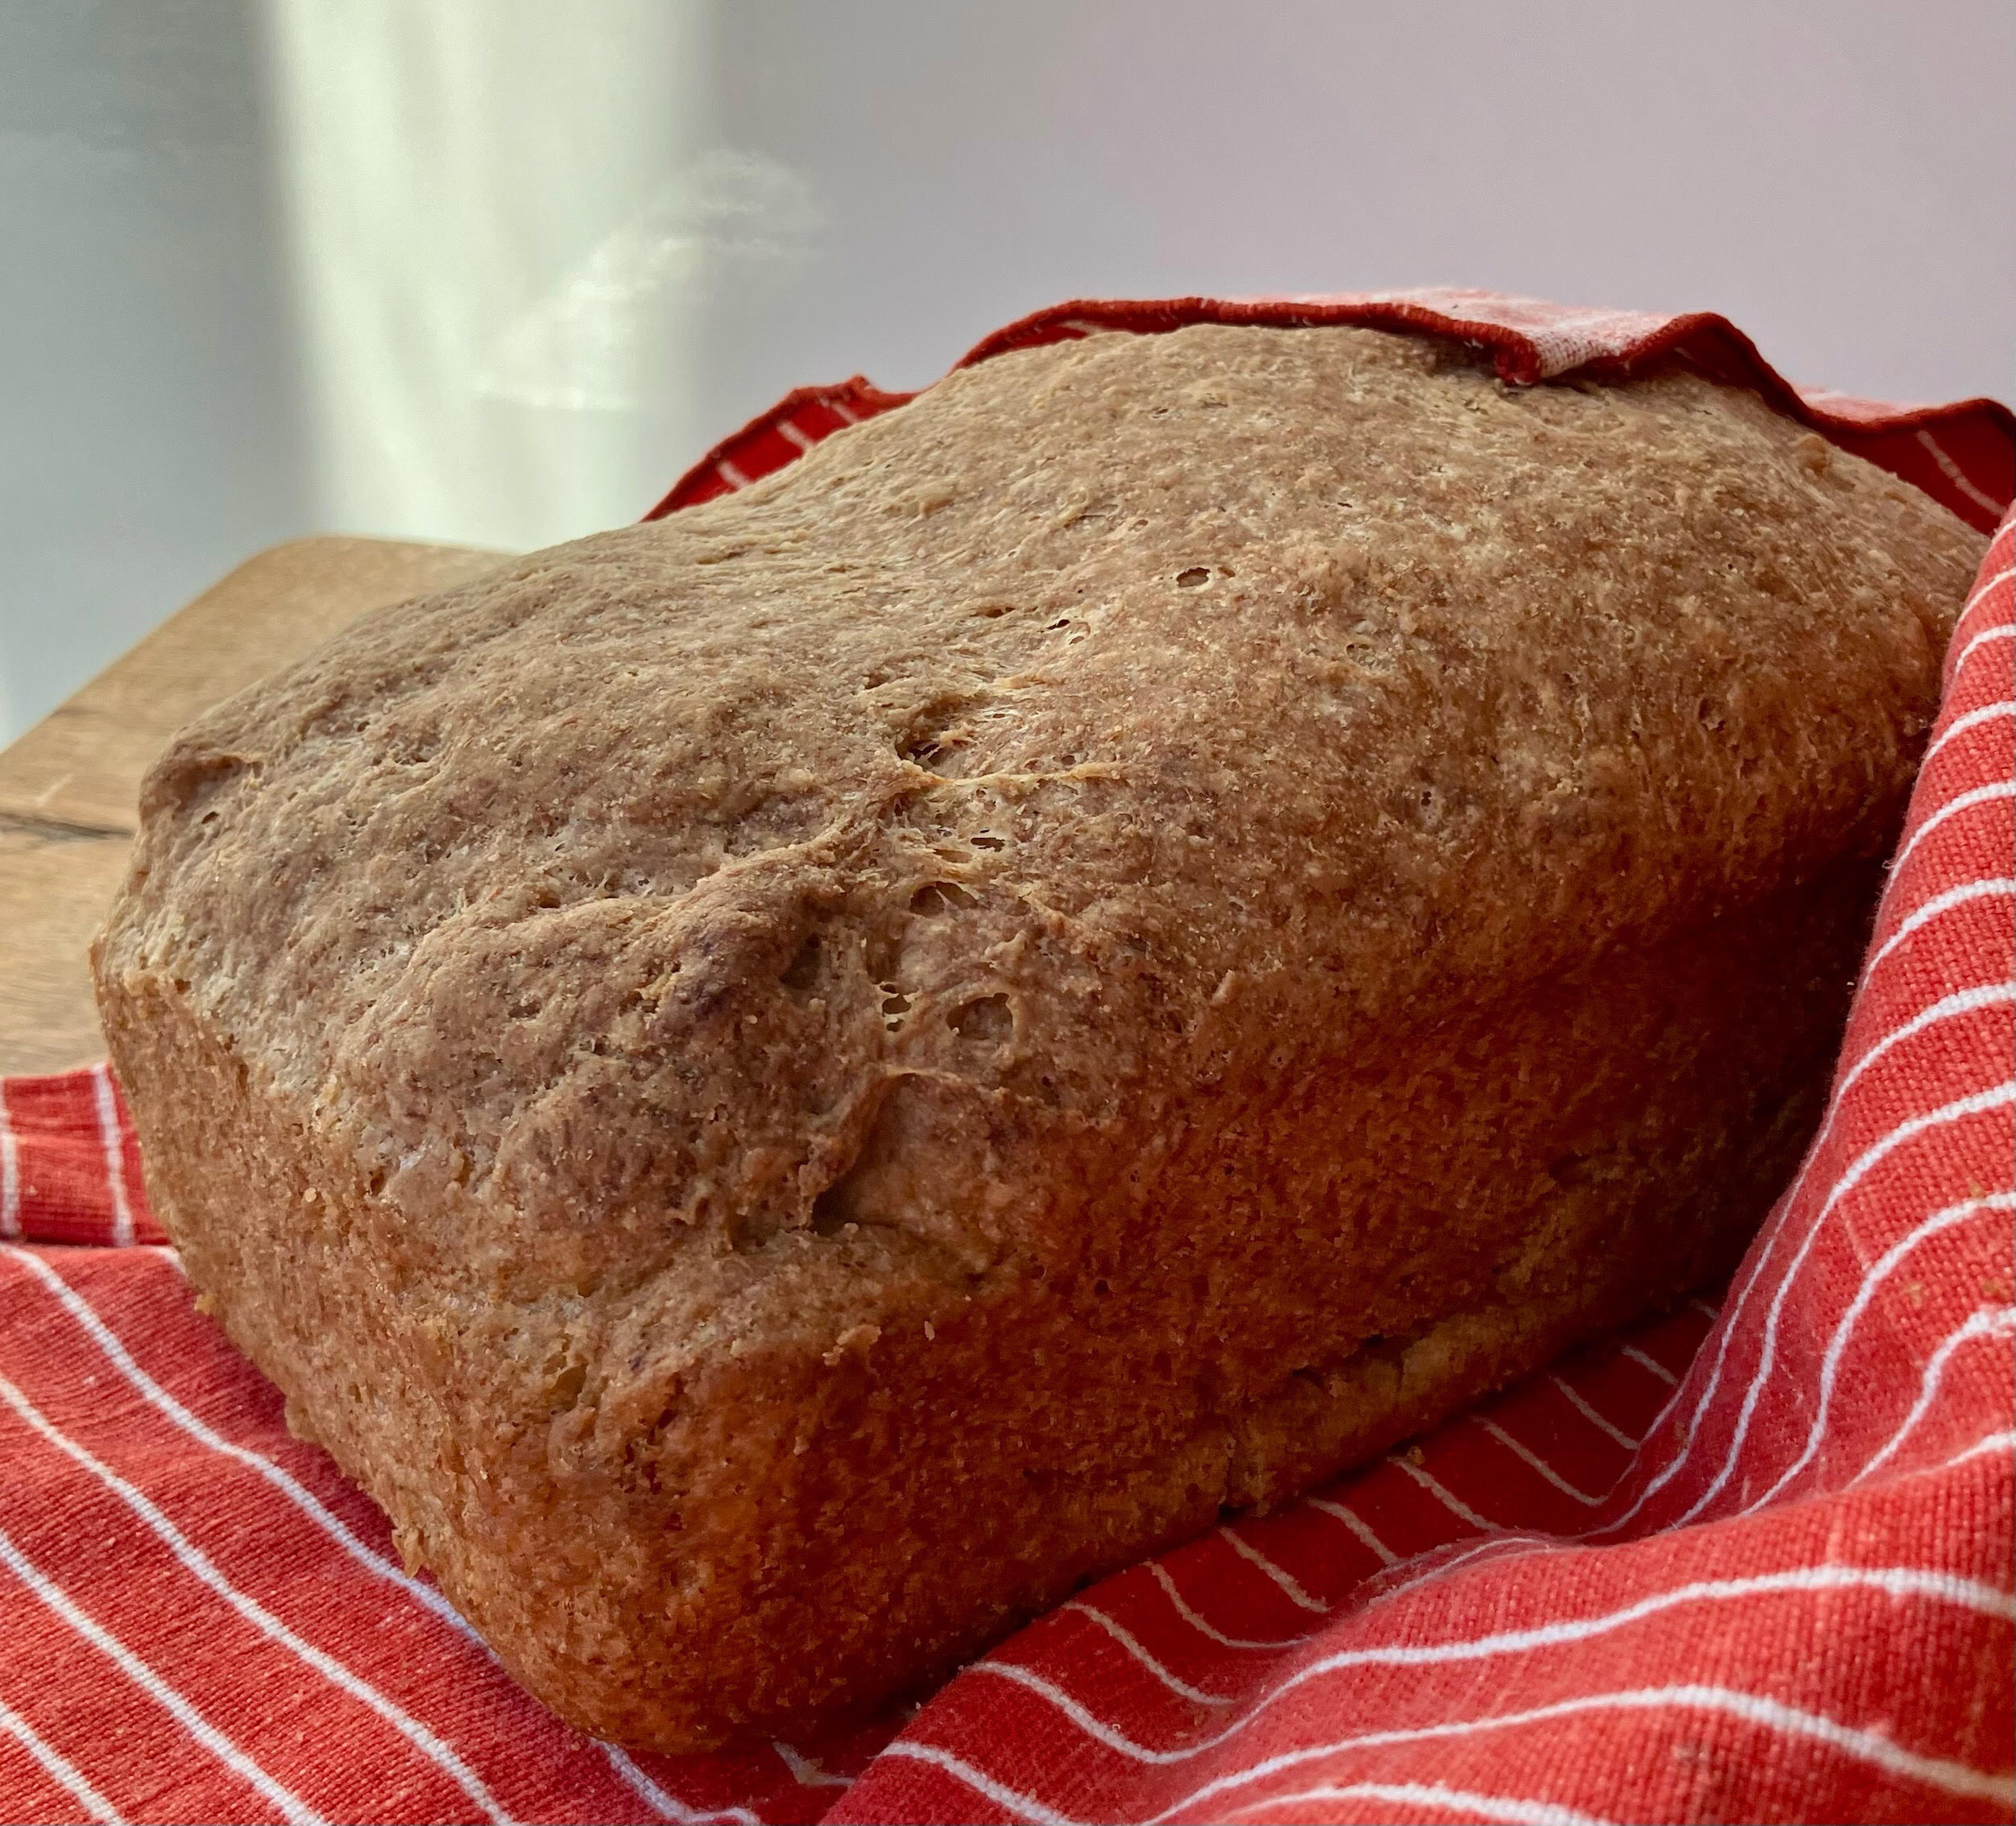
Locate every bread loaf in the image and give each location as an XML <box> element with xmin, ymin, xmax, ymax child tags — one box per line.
<box><xmin>94</xmin><ymin>325</ymin><xmax>1986</xmax><ymax>1748</ymax></box>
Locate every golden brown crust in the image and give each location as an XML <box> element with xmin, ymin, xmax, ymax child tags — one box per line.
<box><xmin>95</xmin><ymin>325</ymin><xmax>1985</xmax><ymax>1746</ymax></box>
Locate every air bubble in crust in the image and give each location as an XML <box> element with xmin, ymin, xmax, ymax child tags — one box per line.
<box><xmin>780</xmin><ymin>934</ymin><xmax>822</xmax><ymax>993</ymax></box>
<box><xmin>910</xmin><ymin>881</ymin><xmax>979</xmax><ymax>917</ymax></box>
<box><xmin>948</xmin><ymin>994</ymin><xmax>1012</xmax><ymax>1043</ymax></box>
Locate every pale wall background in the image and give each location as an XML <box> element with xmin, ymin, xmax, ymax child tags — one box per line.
<box><xmin>2</xmin><ymin>0</ymin><xmax>2010</xmax><ymax>742</ymax></box>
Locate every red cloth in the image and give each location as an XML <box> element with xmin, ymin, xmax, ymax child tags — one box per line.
<box><xmin>2</xmin><ymin>296</ymin><xmax>2011</xmax><ymax>1826</ymax></box>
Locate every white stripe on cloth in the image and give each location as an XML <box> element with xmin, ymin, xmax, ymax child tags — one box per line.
<box><xmin>0</xmin><ymin>1084</ymin><xmax>17</xmax><ymax>1241</ymax></box>
<box><xmin>912</xmin><ymin>1563</ymin><xmax>2016</xmax><ymax>1826</ymax></box>
<box><xmin>969</xmin><ymin>1658</ymin><xmax>1232</xmax><ymax>1754</ymax></box>
<box><xmin>1371</xmin><ymin>1534</ymin><xmax>1562</xmax><ymax>1610</ymax></box>
<box><xmin>0</xmin><ymin>1693</ymin><xmax>125</xmax><ymax>1824</ymax></box>
<box><xmin>2</xmin><ymin>1248</ymin><xmax>471</xmax><ymax>1633</ymax></box>
<box><xmin>1915</xmin><ymin>429</ymin><xmax>2009</xmax><ymax>518</ymax></box>
<box><xmin>88</xmin><ymin>1066</ymin><xmax>135</xmax><ymax>1249</ymax></box>
<box><xmin>879</xmin><ymin>1741</ymin><xmax>1079</xmax><ymax>1825</ymax></box>
<box><xmin>1694</xmin><ymin>982</ymin><xmax>2016</xmax><ymax>1509</ymax></box>
<box><xmin>1864</xmin><ymin>878</ymin><xmax>2016</xmax><ymax>981</ymax></box>
<box><xmin>2</xmin><ymin>1253</ymin><xmax>718</xmax><ymax>1826</ymax></box>
<box><xmin>905</xmin><ymin>1570</ymin><xmax>2016</xmax><ymax>1825</ymax></box>
<box><xmin>769</xmin><ymin>1741</ymin><xmax>851</xmax><ymax>1789</ymax></box>
<box><xmin>1060</xmin><ymin>1600</ymin><xmax>1238</xmax><ymax>1706</ymax></box>
<box><xmin>1392</xmin><ymin>1452</ymin><xmax>1498</xmax><ymax>1530</ymax></box>
<box><xmin>1285</xmin><ymin>1559</ymin><xmax>2015</xmax><ymax>1673</ymax></box>
<box><xmin>1547</xmin><ymin>1376</ymin><xmax>1641</xmax><ymax>1449</ymax></box>
<box><xmin>1223</xmin><ymin>1780</ymin><xmax>1613</xmax><ymax>1825</ymax></box>
<box><xmin>972</xmin><ymin>1597</ymin><xmax>2016</xmax><ymax>1799</ymax></box>
<box><xmin>1474</xmin><ymin>1418</ymin><xmax>1607</xmax><ymax>1505</ymax></box>
<box><xmin>884</xmin><ymin>1743</ymin><xmax>1616</xmax><ymax>1826</ymax></box>
<box><xmin>1220</xmin><ymin>1528</ymin><xmax>1328</xmax><ymax>1613</ymax></box>
<box><xmin>1740</xmin><ymin>1193</ymin><xmax>2016</xmax><ymax>1514</ymax></box>
<box><xmin>1303</xmin><ymin>1494</ymin><xmax>1399</xmax><ymax>1565</ymax></box>
<box><xmin>1016</xmin><ymin>1563</ymin><xmax>2016</xmax><ymax>1773</ymax></box>
<box><xmin>1889</xmin><ymin>781</ymin><xmax>2016</xmax><ymax>876</ymax></box>
<box><xmin>1591</xmin><ymin>1290</ymin><xmax>1782</xmax><ymax>1541</ymax></box>
<box><xmin>0</xmin><ymin>1373</ymin><xmax>516</xmax><ymax>1824</ymax></box>
<box><xmin>0</xmin><ymin>1522</ymin><xmax>325</xmax><ymax>1826</ymax></box>
<box><xmin>776</xmin><ymin>419</ymin><xmax>816</xmax><ymax>453</ymax></box>
<box><xmin>1923</xmin><ymin>698</ymin><xmax>2016</xmax><ymax>765</ymax></box>
<box><xmin>1646</xmin><ymin>971</ymin><xmax>2014</xmax><ymax>1516</ymax></box>
<box><xmin>1144</xmin><ymin>1562</ymin><xmax>1317</xmax><ymax>1653</ymax></box>
<box><xmin>1653</xmin><ymin>967</ymin><xmax>2016</xmax><ymax>1523</ymax></box>
<box><xmin>1851</xmin><ymin>1307</ymin><xmax>2016</xmax><ymax>1487</ymax></box>
<box><xmin>1945</xmin><ymin>559</ymin><xmax>2014</xmax><ymax>673</ymax></box>
<box><xmin>1152</xmin><ymin>1683</ymin><xmax>2016</xmax><ymax>1822</ymax></box>
<box><xmin>1952</xmin><ymin>562</ymin><xmax>2014</xmax><ymax>640</ymax></box>
<box><xmin>595</xmin><ymin>1745</ymin><xmax>760</xmax><ymax>1826</ymax></box>
<box><xmin>1939</xmin><ymin>1431</ymin><xmax>2016</xmax><ymax>1472</ymax></box>
<box><xmin>1950</xmin><ymin>623</ymin><xmax>2015</xmax><ymax>680</ymax></box>
<box><xmin>1658</xmin><ymin>1081</ymin><xmax>2016</xmax><ymax>1534</ymax></box>
<box><xmin>1836</xmin><ymin>983</ymin><xmax>2016</xmax><ymax>1109</ymax></box>
<box><xmin>1617</xmin><ymin>1345</ymin><xmax>1678</xmax><ymax>1385</ymax></box>
<box><xmin>1599</xmin><ymin>1079</ymin><xmax>2016</xmax><ymax>1538</ymax></box>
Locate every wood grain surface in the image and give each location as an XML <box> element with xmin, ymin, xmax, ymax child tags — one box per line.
<box><xmin>0</xmin><ymin>536</ymin><xmax>500</xmax><ymax>1074</ymax></box>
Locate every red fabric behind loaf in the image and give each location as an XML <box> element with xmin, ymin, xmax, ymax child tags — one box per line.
<box><xmin>1</xmin><ymin>294</ymin><xmax>2010</xmax><ymax>1826</ymax></box>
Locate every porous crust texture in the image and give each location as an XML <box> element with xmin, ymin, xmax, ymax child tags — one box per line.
<box><xmin>95</xmin><ymin>325</ymin><xmax>1986</xmax><ymax>1748</ymax></box>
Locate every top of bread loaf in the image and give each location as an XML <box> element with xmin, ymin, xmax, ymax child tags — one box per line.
<box><xmin>100</xmin><ymin>324</ymin><xmax>1983</xmax><ymax>1360</ymax></box>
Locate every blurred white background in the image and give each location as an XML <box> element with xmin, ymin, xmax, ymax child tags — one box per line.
<box><xmin>1</xmin><ymin>0</ymin><xmax>2010</xmax><ymax>742</ymax></box>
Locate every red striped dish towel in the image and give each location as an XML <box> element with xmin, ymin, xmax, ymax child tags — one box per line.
<box><xmin>1</xmin><ymin>296</ymin><xmax>2011</xmax><ymax>1826</ymax></box>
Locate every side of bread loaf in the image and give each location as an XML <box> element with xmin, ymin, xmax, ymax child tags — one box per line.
<box><xmin>95</xmin><ymin>325</ymin><xmax>1985</xmax><ymax>1747</ymax></box>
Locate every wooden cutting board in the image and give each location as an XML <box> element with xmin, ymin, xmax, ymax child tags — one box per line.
<box><xmin>0</xmin><ymin>537</ymin><xmax>503</xmax><ymax>1075</ymax></box>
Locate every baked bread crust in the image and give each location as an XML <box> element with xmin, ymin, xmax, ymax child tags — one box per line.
<box><xmin>95</xmin><ymin>325</ymin><xmax>1985</xmax><ymax>1746</ymax></box>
